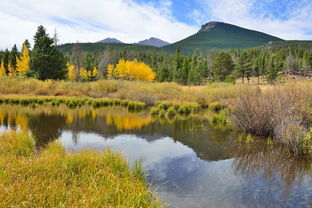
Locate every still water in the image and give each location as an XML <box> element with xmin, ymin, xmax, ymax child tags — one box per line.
<box><xmin>0</xmin><ymin>104</ymin><xmax>311</xmax><ymax>208</ymax></box>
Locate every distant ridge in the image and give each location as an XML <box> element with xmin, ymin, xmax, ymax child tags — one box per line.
<box><xmin>164</xmin><ymin>21</ymin><xmax>284</xmax><ymax>53</ymax></box>
<box><xmin>136</xmin><ymin>37</ymin><xmax>170</xmax><ymax>47</ymax></box>
<box><xmin>98</xmin><ymin>38</ymin><xmax>123</xmax><ymax>44</ymax></box>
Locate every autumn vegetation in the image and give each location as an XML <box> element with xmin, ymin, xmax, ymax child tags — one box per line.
<box><xmin>0</xmin><ymin>131</ymin><xmax>163</xmax><ymax>207</ymax></box>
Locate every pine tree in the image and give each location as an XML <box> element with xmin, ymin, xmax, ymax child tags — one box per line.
<box><xmin>302</xmin><ymin>52</ymin><xmax>311</xmax><ymax>77</ymax></box>
<box><xmin>28</xmin><ymin>25</ymin><xmax>67</xmax><ymax>80</ymax></box>
<box><xmin>211</xmin><ymin>52</ymin><xmax>235</xmax><ymax>82</ymax></box>
<box><xmin>3</xmin><ymin>49</ymin><xmax>10</xmax><ymax>74</ymax></box>
<box><xmin>23</xmin><ymin>39</ymin><xmax>31</xmax><ymax>50</ymax></box>
<box><xmin>181</xmin><ymin>57</ymin><xmax>189</xmax><ymax>85</ymax></box>
<box><xmin>266</xmin><ymin>56</ymin><xmax>278</xmax><ymax>83</ymax></box>
<box><xmin>83</xmin><ymin>52</ymin><xmax>98</xmax><ymax>81</ymax></box>
<box><xmin>9</xmin><ymin>44</ymin><xmax>19</xmax><ymax>72</ymax></box>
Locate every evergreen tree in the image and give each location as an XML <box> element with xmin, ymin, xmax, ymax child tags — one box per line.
<box><xmin>28</xmin><ymin>25</ymin><xmax>67</xmax><ymax>80</ymax></box>
<box><xmin>211</xmin><ymin>52</ymin><xmax>234</xmax><ymax>81</ymax></box>
<box><xmin>158</xmin><ymin>63</ymin><xmax>170</xmax><ymax>82</ymax></box>
<box><xmin>302</xmin><ymin>51</ymin><xmax>312</xmax><ymax>77</ymax></box>
<box><xmin>23</xmin><ymin>39</ymin><xmax>31</xmax><ymax>51</ymax></box>
<box><xmin>83</xmin><ymin>52</ymin><xmax>98</xmax><ymax>81</ymax></box>
<box><xmin>3</xmin><ymin>49</ymin><xmax>10</xmax><ymax>73</ymax></box>
<box><xmin>181</xmin><ymin>57</ymin><xmax>190</xmax><ymax>85</ymax></box>
<box><xmin>173</xmin><ymin>46</ymin><xmax>183</xmax><ymax>83</ymax></box>
<box><xmin>266</xmin><ymin>56</ymin><xmax>278</xmax><ymax>83</ymax></box>
<box><xmin>9</xmin><ymin>44</ymin><xmax>19</xmax><ymax>71</ymax></box>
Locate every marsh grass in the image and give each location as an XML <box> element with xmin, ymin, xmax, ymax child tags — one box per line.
<box><xmin>150</xmin><ymin>101</ymin><xmax>200</xmax><ymax>118</ymax></box>
<box><xmin>0</xmin><ymin>77</ymin><xmax>259</xmax><ymax>107</ymax></box>
<box><xmin>0</xmin><ymin>96</ymin><xmax>147</xmax><ymax>113</ymax></box>
<box><xmin>0</xmin><ymin>131</ymin><xmax>163</xmax><ymax>207</ymax></box>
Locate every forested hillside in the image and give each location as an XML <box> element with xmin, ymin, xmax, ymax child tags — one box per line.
<box><xmin>164</xmin><ymin>22</ymin><xmax>283</xmax><ymax>53</ymax></box>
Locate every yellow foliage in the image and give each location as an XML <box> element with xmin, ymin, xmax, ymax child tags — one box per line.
<box><xmin>67</xmin><ymin>63</ymin><xmax>76</xmax><ymax>81</ymax></box>
<box><xmin>89</xmin><ymin>67</ymin><xmax>98</xmax><ymax>80</ymax></box>
<box><xmin>106</xmin><ymin>114</ymin><xmax>153</xmax><ymax>130</ymax></box>
<box><xmin>0</xmin><ymin>62</ymin><xmax>6</xmax><ymax>77</ymax></box>
<box><xmin>8</xmin><ymin>64</ymin><xmax>16</xmax><ymax>78</ymax></box>
<box><xmin>109</xmin><ymin>59</ymin><xmax>156</xmax><ymax>82</ymax></box>
<box><xmin>80</xmin><ymin>67</ymin><xmax>88</xmax><ymax>81</ymax></box>
<box><xmin>80</xmin><ymin>67</ymin><xmax>98</xmax><ymax>81</ymax></box>
<box><xmin>16</xmin><ymin>43</ymin><xmax>30</xmax><ymax>75</ymax></box>
<box><xmin>107</xmin><ymin>64</ymin><xmax>115</xmax><ymax>80</ymax></box>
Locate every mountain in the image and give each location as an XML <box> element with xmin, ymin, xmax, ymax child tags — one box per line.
<box><xmin>164</xmin><ymin>21</ymin><xmax>284</xmax><ymax>53</ymax></box>
<box><xmin>58</xmin><ymin>42</ymin><xmax>167</xmax><ymax>54</ymax></box>
<box><xmin>98</xmin><ymin>38</ymin><xmax>123</xmax><ymax>44</ymax></box>
<box><xmin>136</xmin><ymin>37</ymin><xmax>170</xmax><ymax>47</ymax></box>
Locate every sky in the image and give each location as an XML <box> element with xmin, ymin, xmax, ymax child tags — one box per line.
<box><xmin>1</xmin><ymin>0</ymin><xmax>312</xmax><ymax>49</ymax></box>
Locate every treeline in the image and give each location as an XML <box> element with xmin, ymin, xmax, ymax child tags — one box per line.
<box><xmin>1</xmin><ymin>25</ymin><xmax>312</xmax><ymax>85</ymax></box>
<box><xmin>67</xmin><ymin>45</ymin><xmax>312</xmax><ymax>84</ymax></box>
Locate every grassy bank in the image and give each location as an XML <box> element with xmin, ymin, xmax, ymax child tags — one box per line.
<box><xmin>0</xmin><ymin>77</ymin><xmax>258</xmax><ymax>106</ymax></box>
<box><xmin>0</xmin><ymin>131</ymin><xmax>163</xmax><ymax>207</ymax></box>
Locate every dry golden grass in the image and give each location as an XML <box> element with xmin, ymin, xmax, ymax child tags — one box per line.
<box><xmin>0</xmin><ymin>77</ymin><xmax>259</xmax><ymax>106</ymax></box>
<box><xmin>0</xmin><ymin>131</ymin><xmax>163</xmax><ymax>208</ymax></box>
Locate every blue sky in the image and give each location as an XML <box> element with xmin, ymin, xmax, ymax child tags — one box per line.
<box><xmin>0</xmin><ymin>0</ymin><xmax>312</xmax><ymax>49</ymax></box>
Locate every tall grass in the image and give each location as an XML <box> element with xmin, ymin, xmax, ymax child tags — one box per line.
<box><xmin>230</xmin><ymin>81</ymin><xmax>312</xmax><ymax>156</ymax></box>
<box><xmin>0</xmin><ymin>77</ymin><xmax>258</xmax><ymax>106</ymax></box>
<box><xmin>0</xmin><ymin>131</ymin><xmax>163</xmax><ymax>207</ymax></box>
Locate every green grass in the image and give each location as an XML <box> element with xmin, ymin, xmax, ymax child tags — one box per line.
<box><xmin>151</xmin><ymin>101</ymin><xmax>200</xmax><ymax>118</ymax></box>
<box><xmin>0</xmin><ymin>96</ymin><xmax>147</xmax><ymax>113</ymax></box>
<box><xmin>209</xmin><ymin>102</ymin><xmax>228</xmax><ymax>113</ymax></box>
<box><xmin>0</xmin><ymin>131</ymin><xmax>163</xmax><ymax>207</ymax></box>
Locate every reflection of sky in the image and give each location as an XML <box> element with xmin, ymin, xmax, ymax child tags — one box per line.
<box><xmin>58</xmin><ymin>131</ymin><xmax>312</xmax><ymax>208</ymax></box>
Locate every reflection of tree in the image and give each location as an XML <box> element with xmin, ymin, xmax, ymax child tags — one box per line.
<box><xmin>105</xmin><ymin>114</ymin><xmax>153</xmax><ymax>130</ymax></box>
<box><xmin>28</xmin><ymin>114</ymin><xmax>66</xmax><ymax>148</ymax></box>
<box><xmin>228</xmin><ymin>140</ymin><xmax>312</xmax><ymax>195</ymax></box>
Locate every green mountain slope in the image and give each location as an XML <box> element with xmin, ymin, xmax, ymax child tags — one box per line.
<box><xmin>164</xmin><ymin>22</ymin><xmax>284</xmax><ymax>53</ymax></box>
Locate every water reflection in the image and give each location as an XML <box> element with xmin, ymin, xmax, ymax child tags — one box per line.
<box><xmin>229</xmin><ymin>139</ymin><xmax>312</xmax><ymax>195</ymax></box>
<box><xmin>0</xmin><ymin>104</ymin><xmax>311</xmax><ymax>208</ymax></box>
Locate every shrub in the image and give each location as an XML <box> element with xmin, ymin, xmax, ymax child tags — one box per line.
<box><xmin>150</xmin><ymin>107</ymin><xmax>160</xmax><ymax>116</ymax></box>
<box><xmin>167</xmin><ymin>106</ymin><xmax>177</xmax><ymax>117</ymax></box>
<box><xmin>230</xmin><ymin>87</ymin><xmax>312</xmax><ymax>156</ymax></box>
<box><xmin>212</xmin><ymin>110</ymin><xmax>227</xmax><ymax>126</ymax></box>
<box><xmin>178</xmin><ymin>105</ymin><xmax>191</xmax><ymax>114</ymax></box>
<box><xmin>158</xmin><ymin>109</ymin><xmax>166</xmax><ymax>117</ymax></box>
<box><xmin>209</xmin><ymin>102</ymin><xmax>227</xmax><ymax>113</ymax></box>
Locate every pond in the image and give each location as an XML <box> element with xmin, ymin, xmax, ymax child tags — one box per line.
<box><xmin>0</xmin><ymin>104</ymin><xmax>311</xmax><ymax>208</ymax></box>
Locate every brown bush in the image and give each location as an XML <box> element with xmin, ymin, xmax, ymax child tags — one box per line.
<box><xmin>230</xmin><ymin>84</ymin><xmax>312</xmax><ymax>155</ymax></box>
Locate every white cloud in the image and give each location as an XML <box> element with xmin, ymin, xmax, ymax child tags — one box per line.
<box><xmin>194</xmin><ymin>0</ymin><xmax>312</xmax><ymax>40</ymax></box>
<box><xmin>0</xmin><ymin>0</ymin><xmax>197</xmax><ymax>49</ymax></box>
